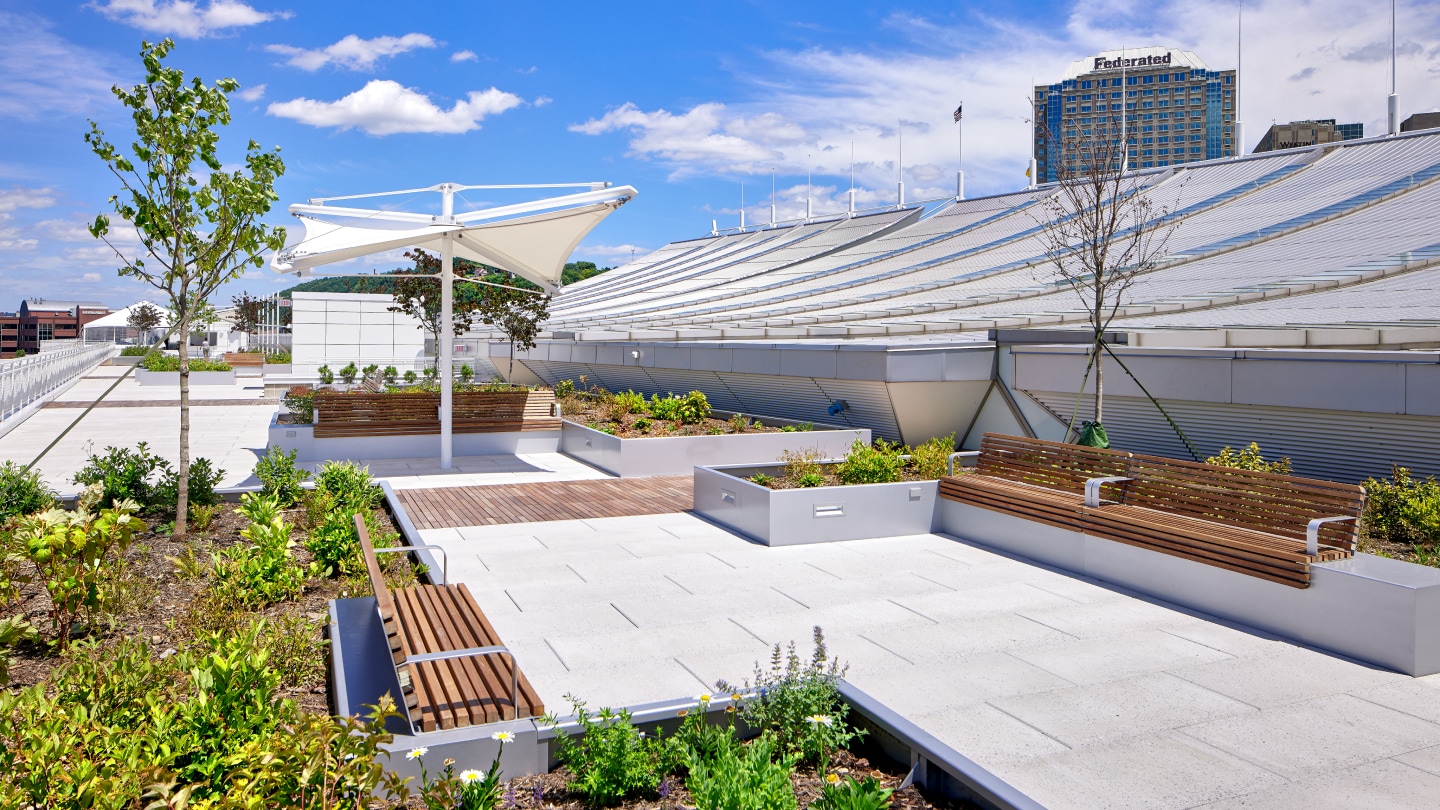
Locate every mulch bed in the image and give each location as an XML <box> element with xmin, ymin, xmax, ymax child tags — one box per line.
<box><xmin>758</xmin><ymin>467</ymin><xmax>937</xmax><ymax>490</ymax></box>
<box><xmin>2</xmin><ymin>501</ymin><xmax>379</xmax><ymax>714</ymax></box>
<box><xmin>458</xmin><ymin>748</ymin><xmax>973</xmax><ymax>809</ymax></box>
<box><xmin>560</xmin><ymin>398</ymin><xmax>814</xmax><ymax>440</ymax></box>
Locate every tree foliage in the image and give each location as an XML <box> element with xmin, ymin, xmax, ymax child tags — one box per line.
<box><xmin>230</xmin><ymin>291</ymin><xmax>266</xmax><ymax>335</ymax></box>
<box><xmin>386</xmin><ymin>249</ymin><xmax>488</xmax><ymax>354</ymax></box>
<box><xmin>85</xmin><ymin>38</ymin><xmax>285</xmax><ymax>537</ymax></box>
<box><xmin>124</xmin><ymin>302</ymin><xmax>163</xmax><ymax>342</ymax></box>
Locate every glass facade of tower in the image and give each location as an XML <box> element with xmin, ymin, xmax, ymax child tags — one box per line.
<box><xmin>1034</xmin><ymin>50</ymin><xmax>1237</xmax><ymax>184</ymax></box>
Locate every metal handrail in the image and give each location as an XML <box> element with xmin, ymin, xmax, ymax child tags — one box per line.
<box><xmin>947</xmin><ymin>451</ymin><xmax>980</xmax><ymax>477</ymax></box>
<box><xmin>402</xmin><ymin>645</ymin><xmax>521</xmax><ymax>723</ymax></box>
<box><xmin>1084</xmin><ymin>476</ymin><xmax>1134</xmax><ymax>508</ymax></box>
<box><xmin>0</xmin><ymin>343</ymin><xmax>115</xmax><ymax>422</ymax></box>
<box><xmin>1306</xmin><ymin>516</ymin><xmax>1358</xmax><ymax>556</ymax></box>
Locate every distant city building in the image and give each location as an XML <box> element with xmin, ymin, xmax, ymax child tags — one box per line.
<box><xmin>0</xmin><ymin>299</ymin><xmax>109</xmax><ymax>358</ymax></box>
<box><xmin>1253</xmin><ymin>119</ymin><xmax>1363</xmax><ymax>153</ymax></box>
<box><xmin>1034</xmin><ymin>47</ymin><xmax>1237</xmax><ymax>183</ymax></box>
<box><xmin>1401</xmin><ymin>112</ymin><xmax>1440</xmax><ymax>133</ymax></box>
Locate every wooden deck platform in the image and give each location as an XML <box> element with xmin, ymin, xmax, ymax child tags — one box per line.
<box><xmin>395</xmin><ymin>476</ymin><xmax>694</xmax><ymax>530</ymax></box>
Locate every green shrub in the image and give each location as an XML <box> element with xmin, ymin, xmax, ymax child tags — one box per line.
<box><xmin>729</xmin><ymin>413</ymin><xmax>750</xmax><ymax>433</ymax></box>
<box><xmin>458</xmin><ymin>363</ymin><xmax>474</xmax><ymax>384</ymax></box>
<box><xmin>254</xmin><ymin>445</ymin><xmax>310</xmax><ymax>507</ymax></box>
<box><xmin>119</xmin><ymin>345</ymin><xmax>150</xmax><ymax>356</ymax></box>
<box><xmin>780</xmin><ymin>447</ymin><xmax>825</xmax><ymax>484</ymax></box>
<box><xmin>403</xmin><ymin>369</ymin><xmax>418</xmax><ymax>384</ymax></box>
<box><xmin>283</xmin><ymin>385</ymin><xmax>315</xmax><ymax>424</ymax></box>
<box><xmin>1206</xmin><ymin>442</ymin><xmax>1292</xmax><ymax>475</ymax></box>
<box><xmin>362</xmin><ymin>363</ymin><xmax>379</xmax><ymax>381</ymax></box>
<box><xmin>633</xmin><ymin>417</ymin><xmax>653</xmax><ymax>433</ymax></box>
<box><xmin>313</xmin><ymin>460</ymin><xmax>380</xmax><ymax>515</ymax></box>
<box><xmin>543</xmin><ymin>696</ymin><xmax>667</xmax><ymax>806</ymax></box>
<box><xmin>383</xmin><ymin>365</ymin><xmax>398</xmax><ymax>384</ymax></box>
<box><xmin>14</xmin><ymin>487</ymin><xmax>144</xmax><ymax>647</ymax></box>
<box><xmin>717</xmin><ymin>628</ymin><xmax>859</xmax><ymax>764</ymax></box>
<box><xmin>0</xmin><ymin>461</ymin><xmax>56</xmax><ymax>524</ymax></box>
<box><xmin>813</xmin><ymin>775</ymin><xmax>894</xmax><ymax>810</ymax></box>
<box><xmin>686</xmin><ymin>734</ymin><xmax>797</xmax><ymax>810</ymax></box>
<box><xmin>154</xmin><ymin>456</ymin><xmax>225</xmax><ymax>512</ymax></box>
<box><xmin>422</xmin><ymin>366</ymin><xmax>437</xmax><ymax>382</ymax></box>
<box><xmin>779</xmin><ymin>422</ymin><xmax>813</xmax><ymax>433</ymax></box>
<box><xmin>648</xmin><ymin>393</ymin><xmax>683</xmax><ymax>422</ymax></box>
<box><xmin>317</xmin><ymin>363</ymin><xmax>334</xmax><ymax>385</ymax></box>
<box><xmin>909</xmin><ymin>433</ymin><xmax>956</xmax><ymax>480</ymax></box>
<box><xmin>597</xmin><ymin>424</ymin><xmax>617</xmax><ymax>436</ymax></box>
<box><xmin>797</xmin><ymin>472</ymin><xmax>825</xmax><ymax>488</ymax></box>
<box><xmin>606</xmin><ymin>389</ymin><xmax>647</xmax><ymax>421</ymax></box>
<box><xmin>749</xmin><ymin>473</ymin><xmax>775</xmax><ymax>487</ymax></box>
<box><xmin>837</xmin><ymin>439</ymin><xmax>904</xmax><ymax>485</ymax></box>
<box><xmin>0</xmin><ymin>616</ymin><xmax>39</xmax><ymax>686</ymax></box>
<box><xmin>139</xmin><ymin>354</ymin><xmax>231</xmax><ymax>372</ymax></box>
<box><xmin>212</xmin><ymin>493</ymin><xmax>304</xmax><ymax>608</ymax></box>
<box><xmin>1364</xmin><ymin>466</ymin><xmax>1440</xmax><ymax>552</ymax></box>
<box><xmin>555</xmin><ymin>378</ymin><xmax>576</xmax><ymax>397</ymax></box>
<box><xmin>676</xmin><ymin>390</ymin><xmax>711</xmax><ymax>424</ymax></box>
<box><xmin>72</xmin><ymin>442</ymin><xmax>168</xmax><ymax>509</ymax></box>
<box><xmin>263</xmin><ymin>347</ymin><xmax>291</xmax><ymax>364</ymax></box>
<box><xmin>339</xmin><ymin>361</ymin><xmax>358</xmax><ymax>385</ymax></box>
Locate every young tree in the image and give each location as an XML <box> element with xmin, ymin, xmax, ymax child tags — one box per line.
<box><xmin>477</xmin><ymin>270</ymin><xmax>551</xmax><ymax>382</ymax></box>
<box><xmin>1034</xmin><ymin>116</ymin><xmax>1180</xmax><ymax>443</ymax></box>
<box><xmin>86</xmin><ymin>39</ymin><xmax>285</xmax><ymax>537</ymax></box>
<box><xmin>230</xmin><ymin>291</ymin><xmax>265</xmax><ymax>336</ymax></box>
<box><xmin>387</xmin><ymin>249</ymin><xmax>487</xmax><ymax>364</ymax></box>
<box><xmin>125</xmin><ymin>302</ymin><xmax>163</xmax><ymax>344</ymax></box>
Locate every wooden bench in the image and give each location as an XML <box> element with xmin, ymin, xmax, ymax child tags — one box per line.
<box><xmin>939</xmin><ymin>433</ymin><xmax>1364</xmax><ymax>588</ymax></box>
<box><xmin>224</xmin><ymin>352</ymin><xmax>265</xmax><ymax>367</ymax></box>
<box><xmin>314</xmin><ymin>390</ymin><xmax>560</xmax><ymax>439</ymax></box>
<box><xmin>356</xmin><ymin>514</ymin><xmax>545</xmax><ymax>732</ymax></box>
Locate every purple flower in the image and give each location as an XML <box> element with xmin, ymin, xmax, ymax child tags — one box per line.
<box><xmin>533</xmin><ymin>784</ymin><xmax>544</xmax><ymax>805</ymax></box>
<box><xmin>504</xmin><ymin>783</ymin><xmax>516</xmax><ymax>808</ymax></box>
<box><xmin>659</xmin><ymin>777</ymin><xmax>671</xmax><ymax>799</ymax></box>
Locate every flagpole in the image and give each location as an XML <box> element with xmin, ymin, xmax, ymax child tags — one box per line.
<box><xmin>956</xmin><ymin>100</ymin><xmax>965</xmax><ymax>200</ymax></box>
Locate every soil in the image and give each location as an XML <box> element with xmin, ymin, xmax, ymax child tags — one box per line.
<box><xmin>1</xmin><ymin>500</ymin><xmax>395</xmax><ymax>714</ymax></box>
<box><xmin>451</xmin><ymin>748</ymin><xmax>974</xmax><ymax>809</ymax></box>
<box><xmin>560</xmin><ymin>397</ymin><xmax>820</xmax><ymax>440</ymax></box>
<box><xmin>1358</xmin><ymin>534</ymin><xmax>1439</xmax><ymax>567</ymax></box>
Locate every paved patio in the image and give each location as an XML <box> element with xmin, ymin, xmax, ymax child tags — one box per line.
<box><xmin>412</xmin><ymin>509</ymin><xmax>1440</xmax><ymax>809</ymax></box>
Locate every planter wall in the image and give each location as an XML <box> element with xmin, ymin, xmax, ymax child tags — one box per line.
<box><xmin>938</xmin><ymin>498</ymin><xmax>1440</xmax><ymax>676</ymax></box>
<box><xmin>108</xmin><ymin>355</ymin><xmax>144</xmax><ymax>366</ymax></box>
<box><xmin>694</xmin><ymin>463</ymin><xmax>939</xmax><ymax>546</ymax></box>
<box><xmin>135</xmin><ymin>369</ymin><xmax>235</xmax><ymax>386</ymax></box>
<box><xmin>269</xmin><ymin>417</ymin><xmax>559</xmax><ymax>462</ymax></box>
<box><xmin>262</xmin><ymin>363</ymin><xmax>292</xmax><ymax>375</ymax></box>
<box><xmin>562</xmin><ymin>419</ymin><xmax>868</xmax><ymax>478</ymax></box>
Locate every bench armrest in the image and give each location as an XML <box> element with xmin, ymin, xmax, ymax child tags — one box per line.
<box><xmin>1306</xmin><ymin>516</ymin><xmax>1358</xmax><ymax>556</ymax></box>
<box><xmin>1085</xmin><ymin>476</ymin><xmax>1134</xmax><ymax>508</ymax></box>
<box><xmin>948</xmin><ymin>451</ymin><xmax>981</xmax><ymax>476</ymax></box>
<box><xmin>402</xmin><ymin>644</ymin><xmax>520</xmax><ymax>723</ymax></box>
<box><xmin>373</xmin><ymin>544</ymin><xmax>448</xmax><ymax>584</ymax></box>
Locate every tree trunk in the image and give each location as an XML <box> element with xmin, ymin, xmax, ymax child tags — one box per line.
<box><xmin>1094</xmin><ymin>345</ymin><xmax>1104</xmax><ymax>424</ymax></box>
<box><xmin>508</xmin><ymin>337</ymin><xmax>515</xmax><ymax>383</ymax></box>
<box><xmin>175</xmin><ymin>313</ymin><xmax>191</xmax><ymax>540</ymax></box>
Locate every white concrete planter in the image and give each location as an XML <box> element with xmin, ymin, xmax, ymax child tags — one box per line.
<box><xmin>939</xmin><ymin>498</ymin><xmax>1440</xmax><ymax>676</ymax></box>
<box><xmin>694</xmin><ymin>462</ymin><xmax>939</xmax><ymax>546</ymax></box>
<box><xmin>135</xmin><ymin>369</ymin><xmax>236</xmax><ymax>386</ymax></box>
<box><xmin>268</xmin><ymin>415</ymin><xmax>559</xmax><ymax>462</ymax></box>
<box><xmin>262</xmin><ymin>363</ymin><xmax>292</xmax><ymax>375</ymax></box>
<box><xmin>561</xmin><ymin>418</ymin><xmax>868</xmax><ymax>478</ymax></box>
<box><xmin>109</xmin><ymin>355</ymin><xmax>145</xmax><ymax>366</ymax></box>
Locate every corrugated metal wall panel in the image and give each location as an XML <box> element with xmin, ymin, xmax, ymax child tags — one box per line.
<box><xmin>814</xmin><ymin>379</ymin><xmax>902</xmax><ymax>440</ymax></box>
<box><xmin>1025</xmin><ymin>390</ymin><xmax>1440</xmax><ymax>483</ymax></box>
<box><xmin>643</xmin><ymin>368</ymin><xmax>746</xmax><ymax>412</ymax></box>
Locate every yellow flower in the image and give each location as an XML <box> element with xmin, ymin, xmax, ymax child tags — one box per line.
<box><xmin>730</xmin><ymin>693</ymin><xmax>743</xmax><ymax>703</ymax></box>
<box><xmin>460</xmin><ymin>769</ymin><xmax>483</xmax><ymax>783</ymax></box>
<box><xmin>406</xmin><ymin>747</ymin><xmax>428</xmax><ymax>760</ymax></box>
<box><xmin>825</xmin><ymin>773</ymin><xmax>840</xmax><ymax>784</ymax></box>
<box><xmin>676</xmin><ymin>709</ymin><xmax>689</xmax><ymax>717</ymax></box>
<box><xmin>696</xmin><ymin>692</ymin><xmax>713</xmax><ymax>704</ymax></box>
<box><xmin>491</xmin><ymin>730</ymin><xmax>516</xmax><ymax>743</ymax></box>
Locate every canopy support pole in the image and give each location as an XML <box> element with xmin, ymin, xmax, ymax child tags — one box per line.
<box><xmin>440</xmin><ymin>215</ymin><xmax>455</xmax><ymax>470</ymax></box>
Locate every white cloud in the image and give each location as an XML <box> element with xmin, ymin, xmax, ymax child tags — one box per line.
<box><xmin>267</xmin><ymin>80</ymin><xmax>524</xmax><ymax>135</ymax></box>
<box><xmin>0</xmin><ymin>14</ymin><xmax>122</xmax><ymax>121</ymax></box>
<box><xmin>90</xmin><ymin>0</ymin><xmax>289</xmax><ymax>38</ymax></box>
<box><xmin>235</xmin><ymin>83</ymin><xmax>266</xmax><ymax>102</ymax></box>
<box><xmin>266</xmin><ymin>33</ymin><xmax>438</xmax><ymax>72</ymax></box>
<box><xmin>0</xmin><ymin>187</ymin><xmax>58</xmax><ymax>212</ymax></box>
<box><xmin>574</xmin><ymin>244</ymin><xmax>650</xmax><ymax>266</ymax></box>
<box><xmin>451</xmin><ymin>50</ymin><xmax>478</xmax><ymax>63</ymax></box>
<box><xmin>82</xmin><ymin>273</ymin><xmax>103</xmax><ymax>282</ymax></box>
<box><xmin>570</xmin><ymin>0</ymin><xmax>1440</xmax><ymax>199</ymax></box>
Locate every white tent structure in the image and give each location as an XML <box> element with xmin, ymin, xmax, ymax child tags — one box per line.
<box><xmin>270</xmin><ymin>181</ymin><xmax>638</xmax><ymax>468</ymax></box>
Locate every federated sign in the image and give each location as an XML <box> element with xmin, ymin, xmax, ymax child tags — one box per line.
<box><xmin>1094</xmin><ymin>52</ymin><xmax>1172</xmax><ymax>71</ymax></box>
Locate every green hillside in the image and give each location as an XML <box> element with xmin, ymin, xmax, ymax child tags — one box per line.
<box><xmin>277</xmin><ymin>261</ymin><xmax>610</xmax><ymax>299</ymax></box>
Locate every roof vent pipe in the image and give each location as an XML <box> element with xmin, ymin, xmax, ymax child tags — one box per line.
<box><xmin>1389</xmin><ymin>0</ymin><xmax>1400</xmax><ymax>135</ymax></box>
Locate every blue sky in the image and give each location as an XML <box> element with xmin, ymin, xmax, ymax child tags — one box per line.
<box><xmin>1</xmin><ymin>0</ymin><xmax>1437</xmax><ymax>308</ymax></box>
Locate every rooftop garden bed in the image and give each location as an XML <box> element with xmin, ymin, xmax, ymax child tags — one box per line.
<box><xmin>556</xmin><ymin>377</ymin><xmax>831</xmax><ymax>439</ymax></box>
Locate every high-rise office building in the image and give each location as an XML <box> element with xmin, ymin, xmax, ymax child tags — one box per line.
<box><xmin>1033</xmin><ymin>47</ymin><xmax>1237</xmax><ymax>183</ymax></box>
<box><xmin>1253</xmin><ymin>119</ymin><xmax>1363</xmax><ymax>153</ymax></box>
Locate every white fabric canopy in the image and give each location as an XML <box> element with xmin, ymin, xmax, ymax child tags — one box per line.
<box><xmin>270</xmin><ymin>184</ymin><xmax>638</xmax><ymax>292</ymax></box>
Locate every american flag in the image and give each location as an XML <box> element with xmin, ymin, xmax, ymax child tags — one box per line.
<box><xmin>953</xmin><ymin>104</ymin><xmax>963</xmax><ymax>122</ymax></box>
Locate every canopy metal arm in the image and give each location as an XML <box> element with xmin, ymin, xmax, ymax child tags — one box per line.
<box><xmin>307</xmin><ymin>182</ymin><xmax>612</xmax><ymax>205</ymax></box>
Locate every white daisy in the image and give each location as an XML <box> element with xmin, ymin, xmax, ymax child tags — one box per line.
<box><xmin>406</xmin><ymin>747</ymin><xmax>428</xmax><ymax>760</ymax></box>
<box><xmin>460</xmin><ymin>769</ymin><xmax>483</xmax><ymax>783</ymax></box>
<box><xmin>492</xmin><ymin>730</ymin><xmax>516</xmax><ymax>743</ymax></box>
<box><xmin>806</xmin><ymin>714</ymin><xmax>833</xmax><ymax>726</ymax></box>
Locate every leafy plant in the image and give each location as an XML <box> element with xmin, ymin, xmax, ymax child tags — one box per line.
<box><xmin>648</xmin><ymin>393</ymin><xmax>683</xmax><ymax>422</ymax></box>
<box><xmin>422</xmin><ymin>366</ymin><xmax>438</xmax><ymax>382</ymax></box>
<box><xmin>0</xmin><ymin>461</ymin><xmax>56</xmax><ymax>524</ymax></box>
<box><xmin>717</xmin><ymin>627</ymin><xmax>859</xmax><ymax>764</ymax></box>
<box><xmin>263</xmin><ymin>347</ymin><xmax>291</xmax><ymax>364</ymax></box>
<box><xmin>404</xmin><ymin>369</ymin><xmax>418</xmax><ymax>384</ymax></box>
<box><xmin>813</xmin><ymin>775</ymin><xmax>894</xmax><ymax>810</ymax></box>
<box><xmin>1364</xmin><ymin>466</ymin><xmax>1440</xmax><ymax>554</ymax></box>
<box><xmin>212</xmin><ymin>493</ymin><xmax>304</xmax><ymax>607</ymax></box>
<box><xmin>779</xmin><ymin>447</ymin><xmax>824</xmax><ymax>484</ymax></box>
<box><xmin>119</xmin><ymin>345</ymin><xmax>151</xmax><ymax>356</ymax></box>
<box><xmin>312</xmin><ymin>460</ymin><xmax>380</xmax><ymax>515</ymax></box>
<box><xmin>317</xmin><ymin>364</ymin><xmax>335</xmax><ymax>385</ymax></box>
<box><xmin>606</xmin><ymin>389</ymin><xmax>647</xmax><ymax>421</ymax></box>
<box><xmin>676</xmin><ymin>390</ymin><xmax>712</xmax><ymax>424</ymax></box>
<box><xmin>544</xmin><ymin>696</ymin><xmax>666</xmax><ymax>806</ymax></box>
<box><xmin>254</xmin><ymin>444</ymin><xmax>311</xmax><ymax>507</ymax></box>
<box><xmin>749</xmin><ymin>473</ymin><xmax>775</xmax><ymax>487</ymax></box>
<box><xmin>596</xmin><ymin>424</ymin><xmax>617</xmax><ymax>436</ymax></box>
<box><xmin>412</xmin><ymin>742</ymin><xmax>508</xmax><ymax>810</ymax></box>
<box><xmin>154</xmin><ymin>455</ymin><xmax>225</xmax><ymax>511</ymax></box>
<box><xmin>796</xmin><ymin>472</ymin><xmax>826</xmax><ymax>488</ymax></box>
<box><xmin>779</xmin><ymin>422</ymin><xmax>813</xmax><ymax>433</ymax></box>
<box><xmin>633</xmin><ymin>417</ymin><xmax>652</xmax><ymax>433</ymax></box>
<box><xmin>837</xmin><ymin>439</ymin><xmax>904</xmax><ymax>485</ymax></box>
<box><xmin>339</xmin><ymin>361</ymin><xmax>359</xmax><ymax>385</ymax></box>
<box><xmin>307</xmin><ymin>508</ymin><xmax>394</xmax><ymax>579</ymax></box>
<box><xmin>14</xmin><ymin>486</ymin><xmax>145</xmax><ymax>647</ymax></box>
<box><xmin>555</xmin><ymin>378</ymin><xmax>576</xmax><ymax>398</ymax></box>
<box><xmin>685</xmin><ymin>734</ymin><xmax>797</xmax><ymax>810</ymax></box>
<box><xmin>362</xmin><ymin>363</ymin><xmax>380</xmax><ymax>381</ymax></box>
<box><xmin>383</xmin><ymin>365</ymin><xmax>399</xmax><ymax>384</ymax></box>
<box><xmin>729</xmin><ymin>413</ymin><xmax>751</xmax><ymax>433</ymax></box>
<box><xmin>1206</xmin><ymin>442</ymin><xmax>1292</xmax><ymax>475</ymax></box>
<box><xmin>909</xmin><ymin>433</ymin><xmax>956</xmax><ymax>480</ymax></box>
<box><xmin>0</xmin><ymin>616</ymin><xmax>39</xmax><ymax>686</ymax></box>
<box><xmin>707</xmin><ymin>425</ymin><xmax>724</xmax><ymax>435</ymax></box>
<box><xmin>189</xmin><ymin>503</ymin><xmax>219</xmax><ymax>532</ymax></box>
<box><xmin>458</xmin><ymin>362</ymin><xmax>475</xmax><ymax>384</ymax></box>
<box><xmin>72</xmin><ymin>441</ymin><xmax>169</xmax><ymax>509</ymax></box>
<box><xmin>139</xmin><ymin>354</ymin><xmax>231</xmax><ymax>372</ymax></box>
<box><xmin>283</xmin><ymin>385</ymin><xmax>315</xmax><ymax>424</ymax></box>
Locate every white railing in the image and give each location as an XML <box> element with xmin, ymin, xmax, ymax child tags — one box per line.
<box><xmin>0</xmin><ymin>343</ymin><xmax>117</xmax><ymax>422</ymax></box>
